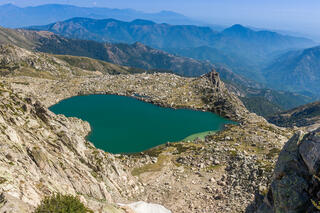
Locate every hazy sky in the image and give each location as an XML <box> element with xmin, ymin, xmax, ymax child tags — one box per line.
<box><xmin>2</xmin><ymin>0</ymin><xmax>320</xmax><ymax>38</ymax></box>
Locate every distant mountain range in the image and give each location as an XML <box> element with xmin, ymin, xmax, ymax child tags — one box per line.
<box><xmin>28</xmin><ymin>17</ymin><xmax>316</xmax><ymax>81</ymax></box>
<box><xmin>0</xmin><ymin>26</ymin><xmax>214</xmax><ymax>77</ymax></box>
<box><xmin>0</xmin><ymin>3</ymin><xmax>207</xmax><ymax>28</ymax></box>
<box><xmin>28</xmin><ymin>18</ymin><xmax>218</xmax><ymax>49</ymax></box>
<box><xmin>29</xmin><ymin>18</ymin><xmax>314</xmax><ymax>50</ymax></box>
<box><xmin>263</xmin><ymin>46</ymin><xmax>320</xmax><ymax>94</ymax></box>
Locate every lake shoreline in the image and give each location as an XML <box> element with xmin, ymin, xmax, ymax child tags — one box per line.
<box><xmin>50</xmin><ymin>94</ymin><xmax>235</xmax><ymax>154</ymax></box>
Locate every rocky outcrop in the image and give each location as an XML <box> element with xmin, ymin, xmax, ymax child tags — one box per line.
<box><xmin>203</xmin><ymin>70</ymin><xmax>248</xmax><ymax>120</ymax></box>
<box><xmin>257</xmin><ymin>128</ymin><xmax>320</xmax><ymax>212</ymax></box>
<box><xmin>0</xmin><ymin>82</ymin><xmax>143</xmax><ymax>212</ymax></box>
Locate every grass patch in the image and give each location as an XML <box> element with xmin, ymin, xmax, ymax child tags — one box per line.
<box><xmin>206</xmin><ymin>164</ymin><xmax>223</xmax><ymax>172</ymax></box>
<box><xmin>142</xmin><ymin>145</ymin><xmax>166</xmax><ymax>157</ymax></box>
<box><xmin>182</xmin><ymin>131</ymin><xmax>216</xmax><ymax>142</ymax></box>
<box><xmin>131</xmin><ymin>155</ymin><xmax>169</xmax><ymax>176</ymax></box>
<box><xmin>33</xmin><ymin>193</ymin><xmax>93</xmax><ymax>213</ymax></box>
<box><xmin>0</xmin><ymin>177</ymin><xmax>7</xmax><ymax>184</ymax></box>
<box><xmin>171</xmin><ymin>142</ymin><xmax>203</xmax><ymax>155</ymax></box>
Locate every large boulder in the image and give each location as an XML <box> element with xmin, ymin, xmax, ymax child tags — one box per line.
<box><xmin>257</xmin><ymin>128</ymin><xmax>320</xmax><ymax>212</ymax></box>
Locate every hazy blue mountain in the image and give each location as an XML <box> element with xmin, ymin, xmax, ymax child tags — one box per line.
<box><xmin>263</xmin><ymin>46</ymin><xmax>320</xmax><ymax>94</ymax></box>
<box><xmin>29</xmin><ymin>18</ymin><xmax>314</xmax><ymax>50</ymax></box>
<box><xmin>28</xmin><ymin>17</ymin><xmax>218</xmax><ymax>49</ymax></box>
<box><xmin>0</xmin><ymin>3</ymin><xmax>205</xmax><ymax>28</ymax></box>
<box><xmin>216</xmin><ymin>24</ymin><xmax>315</xmax><ymax>63</ymax></box>
<box><xmin>167</xmin><ymin>45</ymin><xmax>264</xmax><ymax>81</ymax></box>
<box><xmin>28</xmin><ymin>18</ymin><xmax>315</xmax><ymax>81</ymax></box>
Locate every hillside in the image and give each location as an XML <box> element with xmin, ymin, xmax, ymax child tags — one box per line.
<box><xmin>217</xmin><ymin>65</ymin><xmax>315</xmax><ymax>117</ymax></box>
<box><xmin>167</xmin><ymin>45</ymin><xmax>263</xmax><ymax>81</ymax></box>
<box><xmin>57</xmin><ymin>42</ymin><xmax>215</xmax><ymax>77</ymax></box>
<box><xmin>0</xmin><ymin>3</ymin><xmax>202</xmax><ymax>28</ymax></box>
<box><xmin>102</xmin><ymin>42</ymin><xmax>215</xmax><ymax>76</ymax></box>
<box><xmin>0</xmin><ymin>26</ymin><xmax>36</xmax><ymax>49</ymax></box>
<box><xmin>268</xmin><ymin>101</ymin><xmax>320</xmax><ymax>129</ymax></box>
<box><xmin>237</xmin><ymin>88</ymin><xmax>314</xmax><ymax>117</ymax></box>
<box><xmin>0</xmin><ymin>43</ymin><xmax>147</xmax><ymax>80</ymax></box>
<box><xmin>263</xmin><ymin>46</ymin><xmax>320</xmax><ymax>94</ymax></box>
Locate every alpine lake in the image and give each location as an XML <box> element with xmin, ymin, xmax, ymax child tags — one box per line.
<box><xmin>49</xmin><ymin>95</ymin><xmax>234</xmax><ymax>154</ymax></box>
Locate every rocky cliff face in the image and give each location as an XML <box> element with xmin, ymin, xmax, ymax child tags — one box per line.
<box><xmin>204</xmin><ymin>71</ymin><xmax>248</xmax><ymax>120</ymax></box>
<box><xmin>257</xmin><ymin>128</ymin><xmax>320</xmax><ymax>212</ymax></box>
<box><xmin>0</xmin><ymin>82</ymin><xmax>145</xmax><ymax>212</ymax></box>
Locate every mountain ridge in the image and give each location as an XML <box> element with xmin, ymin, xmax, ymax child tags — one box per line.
<box><xmin>268</xmin><ymin>101</ymin><xmax>320</xmax><ymax>130</ymax></box>
<box><xmin>27</xmin><ymin>17</ymin><xmax>316</xmax><ymax>84</ymax></box>
<box><xmin>28</xmin><ymin>17</ymin><xmax>314</xmax><ymax>50</ymax></box>
<box><xmin>0</xmin><ymin>3</ymin><xmax>205</xmax><ymax>28</ymax></box>
<box><xmin>263</xmin><ymin>45</ymin><xmax>320</xmax><ymax>94</ymax></box>
<box><xmin>28</xmin><ymin>17</ymin><xmax>217</xmax><ymax>49</ymax></box>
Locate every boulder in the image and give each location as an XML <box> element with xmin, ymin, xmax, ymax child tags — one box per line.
<box><xmin>257</xmin><ymin>128</ymin><xmax>320</xmax><ymax>213</ymax></box>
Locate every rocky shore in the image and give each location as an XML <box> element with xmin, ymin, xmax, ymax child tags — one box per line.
<box><xmin>5</xmin><ymin>70</ymin><xmax>247</xmax><ymax>122</ymax></box>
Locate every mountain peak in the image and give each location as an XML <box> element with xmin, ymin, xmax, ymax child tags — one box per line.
<box><xmin>223</xmin><ymin>24</ymin><xmax>253</xmax><ymax>34</ymax></box>
<box><xmin>157</xmin><ymin>10</ymin><xmax>183</xmax><ymax>16</ymax></box>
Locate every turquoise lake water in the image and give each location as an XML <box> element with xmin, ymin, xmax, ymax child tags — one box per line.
<box><xmin>49</xmin><ymin>95</ymin><xmax>233</xmax><ymax>154</ymax></box>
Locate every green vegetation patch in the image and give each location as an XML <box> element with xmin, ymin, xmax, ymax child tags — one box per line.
<box><xmin>0</xmin><ymin>177</ymin><xmax>7</xmax><ymax>184</ymax></box>
<box><xmin>182</xmin><ymin>131</ymin><xmax>215</xmax><ymax>142</ymax></box>
<box><xmin>131</xmin><ymin>154</ymin><xmax>169</xmax><ymax>176</ymax></box>
<box><xmin>33</xmin><ymin>193</ymin><xmax>93</xmax><ymax>213</ymax></box>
